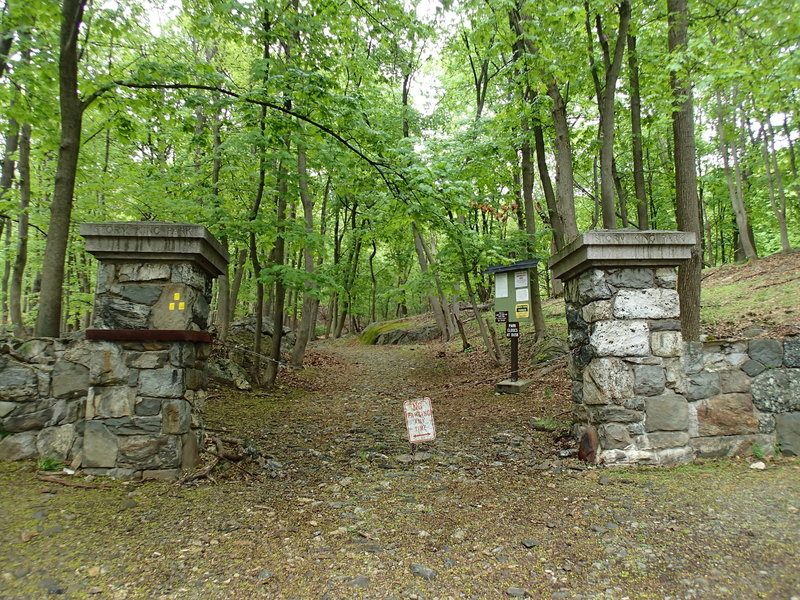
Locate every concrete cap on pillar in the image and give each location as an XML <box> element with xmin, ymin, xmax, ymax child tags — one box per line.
<box><xmin>549</xmin><ymin>229</ymin><xmax>697</xmax><ymax>283</ymax></box>
<box><xmin>79</xmin><ymin>222</ymin><xmax>230</xmax><ymax>277</ymax></box>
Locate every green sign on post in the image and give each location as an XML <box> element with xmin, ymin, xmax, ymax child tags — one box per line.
<box><xmin>484</xmin><ymin>259</ymin><xmax>539</xmax><ymax>325</ymax></box>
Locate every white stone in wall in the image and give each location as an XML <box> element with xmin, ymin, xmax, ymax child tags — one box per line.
<box><xmin>612</xmin><ymin>288</ymin><xmax>680</xmax><ymax>319</ymax></box>
<box><xmin>590</xmin><ymin>320</ymin><xmax>650</xmax><ymax>357</ymax></box>
<box><xmin>582</xmin><ymin>300</ymin><xmax>613</xmax><ymax>323</ymax></box>
<box><xmin>118</xmin><ymin>263</ymin><xmax>171</xmax><ymax>283</ymax></box>
<box><xmin>584</xmin><ymin>358</ymin><xmax>635</xmax><ymax>403</ymax></box>
<box><xmin>652</xmin><ymin>331</ymin><xmax>684</xmax><ymax>357</ymax></box>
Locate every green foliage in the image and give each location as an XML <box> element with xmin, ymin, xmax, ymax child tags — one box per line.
<box><xmin>37</xmin><ymin>457</ymin><xmax>63</xmax><ymax>472</ymax></box>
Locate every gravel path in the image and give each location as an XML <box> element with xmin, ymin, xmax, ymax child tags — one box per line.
<box><xmin>1</xmin><ymin>341</ymin><xmax>799</xmax><ymax>600</ymax></box>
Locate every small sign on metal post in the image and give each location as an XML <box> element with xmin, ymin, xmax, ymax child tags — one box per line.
<box><xmin>403</xmin><ymin>397</ymin><xmax>436</xmax><ymax>443</ymax></box>
<box><xmin>505</xmin><ymin>322</ymin><xmax>520</xmax><ymax>338</ymax></box>
<box><xmin>495</xmin><ymin>311</ymin><xmax>509</xmax><ymax>323</ymax></box>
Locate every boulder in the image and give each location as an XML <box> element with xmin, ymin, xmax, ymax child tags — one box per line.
<box><xmin>36</xmin><ymin>425</ymin><xmax>76</xmax><ymax>461</ymax></box>
<box><xmin>0</xmin><ymin>431</ymin><xmax>37</xmax><ymax>461</ymax></box>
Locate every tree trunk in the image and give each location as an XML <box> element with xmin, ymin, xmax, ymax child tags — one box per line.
<box><xmin>35</xmin><ymin>0</ymin><xmax>88</xmax><ymax>337</ymax></box>
<box><xmin>760</xmin><ymin>124</ymin><xmax>791</xmax><ymax>253</ymax></box>
<box><xmin>668</xmin><ymin>0</ymin><xmax>702</xmax><ymax>341</ymax></box>
<box><xmin>291</xmin><ymin>142</ymin><xmax>318</xmax><ymax>367</ymax></box>
<box><xmin>10</xmin><ymin>123</ymin><xmax>31</xmax><ymax>336</ymax></box>
<box><xmin>714</xmin><ymin>90</ymin><xmax>757</xmax><ymax>260</ymax></box>
<box><xmin>412</xmin><ymin>222</ymin><xmax>449</xmax><ymax>340</ymax></box>
<box><xmin>767</xmin><ymin>121</ymin><xmax>791</xmax><ymax>252</ymax></box>
<box><xmin>628</xmin><ymin>34</ymin><xmax>649</xmax><ymax>229</ymax></box>
<box><xmin>265</xmin><ymin>156</ymin><xmax>289</xmax><ymax>386</ymax></box>
<box><xmin>520</xmin><ymin>124</ymin><xmax>546</xmax><ymax>340</ymax></box>
<box><xmin>592</xmin><ymin>1</ymin><xmax>631</xmax><ymax>229</ymax></box>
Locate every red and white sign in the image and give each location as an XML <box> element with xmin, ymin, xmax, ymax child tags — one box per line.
<box><xmin>403</xmin><ymin>397</ymin><xmax>436</xmax><ymax>443</ymax></box>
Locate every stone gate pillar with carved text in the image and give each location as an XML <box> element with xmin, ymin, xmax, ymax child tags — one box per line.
<box><xmin>79</xmin><ymin>222</ymin><xmax>229</xmax><ymax>479</ymax></box>
<box><xmin>549</xmin><ymin>230</ymin><xmax>697</xmax><ymax>466</ymax></box>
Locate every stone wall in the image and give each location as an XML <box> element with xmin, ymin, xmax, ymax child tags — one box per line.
<box><xmin>0</xmin><ymin>336</ymin><xmax>89</xmax><ymax>464</ymax></box>
<box><xmin>565</xmin><ymin>266</ymin><xmax>693</xmax><ymax>466</ymax></box>
<box><xmin>0</xmin><ymin>222</ymin><xmax>227</xmax><ymax>479</ymax></box>
<box><xmin>0</xmin><ymin>333</ymin><xmax>209</xmax><ymax>479</ymax></box>
<box><xmin>685</xmin><ymin>337</ymin><xmax>800</xmax><ymax>458</ymax></box>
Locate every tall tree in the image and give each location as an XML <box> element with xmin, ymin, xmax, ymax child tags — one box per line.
<box><xmin>667</xmin><ymin>0</ymin><xmax>702</xmax><ymax>340</ymax></box>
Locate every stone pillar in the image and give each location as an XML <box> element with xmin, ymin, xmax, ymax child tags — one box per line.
<box><xmin>549</xmin><ymin>230</ymin><xmax>696</xmax><ymax>466</ymax></box>
<box><xmin>78</xmin><ymin>222</ymin><xmax>229</xmax><ymax>479</ymax></box>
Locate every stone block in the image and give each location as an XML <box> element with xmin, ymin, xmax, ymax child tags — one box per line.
<box><xmin>0</xmin><ymin>359</ymin><xmax>38</xmax><ymax>400</ymax></box>
<box><xmin>784</xmin><ymin>338</ymin><xmax>800</xmax><ymax>367</ymax></box>
<box><xmin>600</xmin><ymin>423</ymin><xmax>631</xmax><ymax>449</ymax></box>
<box><xmin>595</xmin><ymin>406</ymin><xmax>642</xmax><ymax>423</ymax></box>
<box><xmin>3</xmin><ymin>403</ymin><xmax>54</xmax><ymax>432</ymax></box>
<box><xmin>0</xmin><ymin>431</ymin><xmax>37</xmax><ymax>461</ymax></box>
<box><xmin>775</xmin><ymin>412</ymin><xmax>800</xmax><ymax>456</ymax></box>
<box><xmin>92</xmin><ymin>296</ymin><xmax>150</xmax><ymax>329</ymax></box>
<box><xmin>752</xmin><ymin>369</ymin><xmax>800</xmax><ymax>413</ymax></box>
<box><xmin>93</xmin><ymin>385</ymin><xmax>135</xmax><ymax>418</ymax></box>
<box><xmin>651</xmin><ymin>331</ymin><xmax>683</xmax><ymax>358</ymax></box>
<box><xmin>654</xmin><ymin>268</ymin><xmax>677</xmax><ymax>288</ymax></box>
<box><xmin>613</xmin><ymin>289</ymin><xmax>680</xmax><ymax>319</ymax></box>
<box><xmin>95</xmin><ymin>262</ymin><xmax>116</xmax><ymax>293</ymax></box>
<box><xmin>681</xmin><ymin>341</ymin><xmax>705</xmax><ymax>374</ymax></box>
<box><xmin>685</xmin><ymin>371</ymin><xmax>720</xmax><ymax>401</ymax></box>
<box><xmin>83</xmin><ymin>422</ymin><xmax>118</xmax><ymax>468</ymax></box>
<box><xmin>607</xmin><ymin>268</ymin><xmax>655</xmax><ymax>289</ymax></box>
<box><xmin>14</xmin><ymin>339</ymin><xmax>55</xmax><ymax>363</ymax></box>
<box><xmin>590</xmin><ymin>321</ymin><xmax>649</xmax><ymax>357</ymax></box>
<box><xmin>125</xmin><ymin>351</ymin><xmax>169</xmax><ymax>370</ymax></box>
<box><xmin>118</xmin><ymin>263</ymin><xmax>171</xmax><ymax>282</ymax></box>
<box><xmin>135</xmin><ymin>397</ymin><xmax>162</xmax><ymax>416</ymax></box>
<box><xmin>495</xmin><ymin>379</ymin><xmax>533</xmax><ymax>394</ymax></box>
<box><xmin>623</xmin><ymin>396</ymin><xmax>645</xmax><ymax>410</ymax></box>
<box><xmin>119</xmin><ymin>284</ymin><xmax>163</xmax><ymax>306</ymax></box>
<box><xmin>582</xmin><ymin>300</ymin><xmax>612</xmax><ymax>323</ymax></box>
<box><xmin>171</xmin><ymin>262</ymin><xmax>209</xmax><ymax>289</ymax></box>
<box><xmin>695</xmin><ymin>393</ymin><xmax>759</xmax><ymax>436</ymax></box>
<box><xmin>192</xmin><ymin>292</ymin><xmax>210</xmax><ymax>329</ymax></box>
<box><xmin>645</xmin><ymin>392</ymin><xmax>688</xmax><ymax>432</ymax></box>
<box><xmin>104</xmin><ymin>416</ymin><xmax>162</xmax><ymax>435</ymax></box>
<box><xmin>575</xmin><ymin>269</ymin><xmax>613</xmax><ymax>304</ymax></box>
<box><xmin>664</xmin><ymin>358</ymin><xmax>683</xmax><ymax>387</ymax></box>
<box><xmin>748</xmin><ymin>339</ymin><xmax>783</xmax><ymax>367</ymax></box>
<box><xmin>690</xmin><ymin>434</ymin><xmax>771</xmax><ymax>459</ymax></box>
<box><xmin>170</xmin><ymin>343</ymin><xmax>197</xmax><ymax>368</ymax></box>
<box><xmin>583</xmin><ymin>358</ymin><xmax>634</xmax><ymax>404</ymax></box>
<box><xmin>641</xmin><ymin>431</ymin><xmax>689</xmax><ymax>449</ymax></box>
<box><xmin>719</xmin><ymin>369</ymin><xmax>751</xmax><ymax>393</ymax></box>
<box><xmin>653</xmin><ymin>447</ymin><xmax>694</xmax><ymax>465</ymax></box>
<box><xmin>150</xmin><ymin>284</ymin><xmax>195</xmax><ymax>330</ymax></box>
<box><xmin>162</xmin><ymin>399</ymin><xmax>191</xmax><ymax>434</ymax></box>
<box><xmin>36</xmin><ymin>425</ymin><xmax>76</xmax><ymax>461</ymax></box>
<box><xmin>117</xmin><ymin>434</ymin><xmax>181</xmax><ymax>469</ymax></box>
<box><xmin>741</xmin><ymin>359</ymin><xmax>765</xmax><ymax>377</ymax></box>
<box><xmin>0</xmin><ymin>400</ymin><xmax>16</xmax><ymax>417</ymax></box>
<box><xmin>633</xmin><ymin>364</ymin><xmax>666</xmax><ymax>396</ymax></box>
<box><xmin>757</xmin><ymin>412</ymin><xmax>775</xmax><ymax>434</ymax></box>
<box><xmin>139</xmin><ymin>367</ymin><xmax>185</xmax><ymax>398</ymax></box>
<box><xmin>649</xmin><ymin>320</ymin><xmax>682</xmax><ymax>332</ymax></box>
<box><xmin>89</xmin><ymin>342</ymin><xmax>129</xmax><ymax>385</ymax></box>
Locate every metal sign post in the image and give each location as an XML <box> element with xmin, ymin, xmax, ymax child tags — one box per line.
<box><xmin>505</xmin><ymin>322</ymin><xmax>520</xmax><ymax>382</ymax></box>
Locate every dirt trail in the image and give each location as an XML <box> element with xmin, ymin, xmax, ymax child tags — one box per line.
<box><xmin>1</xmin><ymin>341</ymin><xmax>799</xmax><ymax>600</ymax></box>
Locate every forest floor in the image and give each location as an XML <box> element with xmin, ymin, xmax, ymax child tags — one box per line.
<box><xmin>2</xmin><ymin>253</ymin><xmax>800</xmax><ymax>600</ymax></box>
